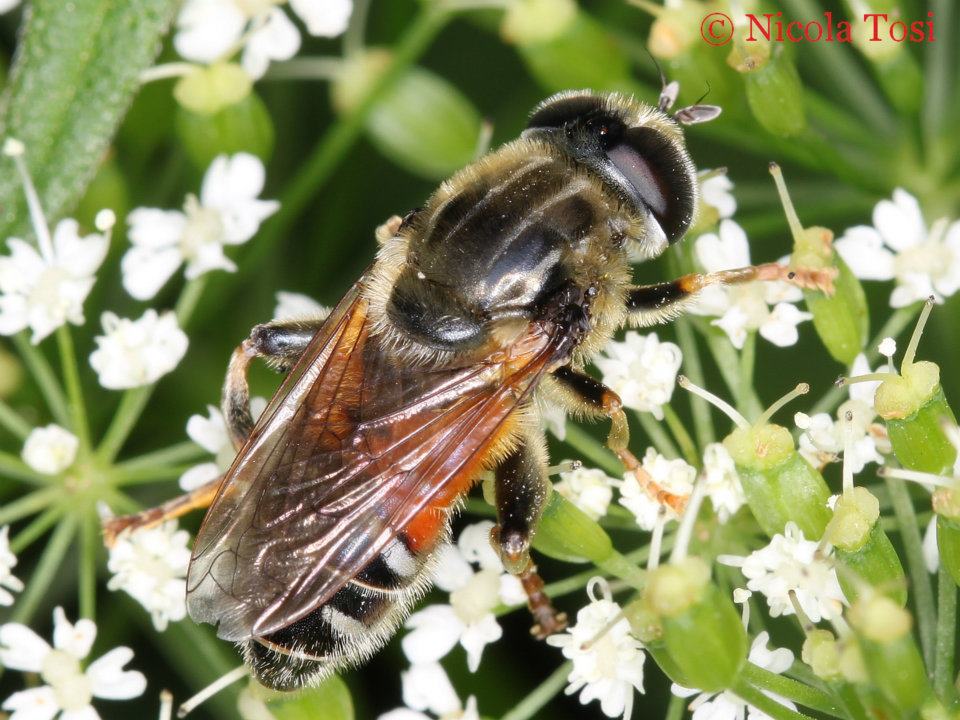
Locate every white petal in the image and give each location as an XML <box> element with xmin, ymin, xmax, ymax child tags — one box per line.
<box><xmin>460</xmin><ymin>613</ymin><xmax>502</xmax><ymax>672</ymax></box>
<box><xmin>431</xmin><ymin>543</ymin><xmax>473</xmax><ymax>592</ymax></box>
<box><xmin>835</xmin><ymin>226</ymin><xmax>896</xmax><ymax>281</ymax></box>
<box><xmin>186</xmin><ymin>406</ymin><xmax>229</xmax><ymax>454</ymax></box>
<box><xmin>290</xmin><ymin>0</ymin><xmax>352</xmax><ymax>36</ymax></box>
<box><xmin>178</xmin><ymin>462</ymin><xmax>221</xmax><ymax>492</ymax></box>
<box><xmin>758</xmin><ymin>303</ymin><xmax>811</xmax><ymax>347</ymax></box>
<box><xmin>60</xmin><ymin>707</ymin><xmax>100</xmax><ymax>720</ymax></box>
<box><xmin>401</xmin><ymin>605</ymin><xmax>462</xmax><ymax>664</ymax></box>
<box><xmin>52</xmin><ymin>607</ymin><xmax>96</xmax><ymax>660</ymax></box>
<box><xmin>273</xmin><ymin>291</ymin><xmax>329</xmax><ymax>321</ymax></box>
<box><xmin>120</xmin><ymin>245</ymin><xmax>183</xmax><ymax>301</ymax></box>
<box><xmin>240</xmin><ymin>8</ymin><xmax>301</xmax><ymax>80</ymax></box>
<box><xmin>21</xmin><ymin>424</ymin><xmax>79</xmax><ymax>475</ymax></box>
<box><xmin>0</xmin><ymin>294</ymin><xmax>29</xmax><ymax>336</ymax></box>
<box><xmin>712</xmin><ymin>306</ymin><xmax>749</xmax><ymax>349</ymax></box>
<box><xmin>377</xmin><ymin>711</ymin><xmax>431</xmax><ymax>720</ymax></box>
<box><xmin>174</xmin><ymin>0</ymin><xmax>247</xmax><ymax>63</ymax></box>
<box><xmin>400</xmin><ymin>662</ymin><xmax>461</xmax><ymax>716</ymax></box>
<box><xmin>875</xmin><ymin>189</ymin><xmax>925</xmax><ymax>252</ymax></box>
<box><xmin>0</xmin><ymin>623</ymin><xmax>51</xmax><ymax>672</ymax></box>
<box><xmin>51</xmin><ymin>219</ymin><xmax>108</xmax><ymax>279</ymax></box>
<box><xmin>2</xmin><ymin>686</ymin><xmax>60</xmax><ymax>720</ymax></box>
<box><xmin>201</xmin><ymin>153</ymin><xmax>279</xmax><ymax>244</ymax></box>
<box><xmin>457</xmin><ymin>521</ymin><xmax>502</xmax><ymax>572</ymax></box>
<box><xmin>695</xmin><ymin>220</ymin><xmax>750</xmax><ymax>272</ymax></box>
<box><xmin>85</xmin><ymin>647</ymin><xmax>147</xmax><ymax>700</ymax></box>
<box><xmin>923</xmin><ymin>516</ymin><xmax>940</xmax><ymax>574</ymax></box>
<box><xmin>127</xmin><ymin>208</ymin><xmax>187</xmax><ymax>249</ymax></box>
<box><xmin>700</xmin><ymin>173</ymin><xmax>736</xmax><ymax>219</ymax></box>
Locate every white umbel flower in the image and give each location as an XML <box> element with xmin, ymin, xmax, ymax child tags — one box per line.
<box><xmin>719</xmin><ymin>522</ymin><xmax>846</xmax><ymax>622</ymax></box>
<box><xmin>178</xmin><ymin>400</ymin><xmax>266</xmax><ymax>491</ymax></box>
<box><xmin>378</xmin><ymin>662</ymin><xmax>480</xmax><ymax>720</ymax></box>
<box><xmin>691</xmin><ymin>219</ymin><xmax>811</xmax><ymax>349</ymax></box>
<box><xmin>547</xmin><ymin>579</ymin><xmax>646</xmax><ymax>720</ymax></box>
<box><xmin>0</xmin><ymin>219</ymin><xmax>109</xmax><ymax>344</ymax></box>
<box><xmin>699</xmin><ymin>171</ymin><xmax>736</xmax><ymax>220</ymax></box>
<box><xmin>594</xmin><ymin>331</ymin><xmax>682</xmax><ymax>420</ymax></box>
<box><xmin>107</xmin><ymin>521</ymin><xmax>191</xmax><ymax>631</ymax></box>
<box><xmin>0</xmin><ymin>607</ymin><xmax>146</xmax><ymax>719</ymax></box>
<box><xmin>619</xmin><ymin>448</ymin><xmax>696</xmax><ymax>530</ymax></box>
<box><xmin>273</xmin><ymin>290</ymin><xmax>330</xmax><ymax>321</ymax></box>
<box><xmin>122</xmin><ymin>153</ymin><xmax>279</xmax><ymax>300</ymax></box>
<box><xmin>835</xmin><ymin>188</ymin><xmax>960</xmax><ymax>308</ymax></box>
<box><xmin>21</xmin><ymin>424</ymin><xmax>79</xmax><ymax>475</ymax></box>
<box><xmin>701</xmin><ymin>442</ymin><xmax>746</xmax><ymax>523</ymax></box>
<box><xmin>0</xmin><ymin>527</ymin><xmax>24</xmax><ymax>607</ymax></box>
<box><xmin>672</xmin><ymin>631</ymin><xmax>795</xmax><ymax>720</ymax></box>
<box><xmin>401</xmin><ymin>521</ymin><xmax>524</xmax><ymax>672</ymax></box>
<box><xmin>90</xmin><ymin>310</ymin><xmax>189</xmax><ymax>390</ymax></box>
<box><xmin>555</xmin><ymin>464</ymin><xmax>616</xmax><ymax>520</ymax></box>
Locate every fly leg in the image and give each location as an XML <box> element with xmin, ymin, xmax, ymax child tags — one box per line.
<box><xmin>547</xmin><ymin>366</ymin><xmax>688</xmax><ymax>514</ymax></box>
<box><xmin>103</xmin><ymin>317</ymin><xmax>326</xmax><ymax>547</ymax></box>
<box><xmin>624</xmin><ymin>263</ymin><xmax>836</xmax><ymax>327</ymax></box>
<box><xmin>492</xmin><ymin>434</ymin><xmax>568</xmax><ymax>638</ymax></box>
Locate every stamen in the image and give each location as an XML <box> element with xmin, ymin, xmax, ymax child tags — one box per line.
<box><xmin>787</xmin><ymin>590</ymin><xmax>816</xmax><ymax>634</ymax></box>
<box><xmin>733</xmin><ymin>588</ymin><xmax>752</xmax><ymax>630</ymax></box>
<box><xmin>902</xmin><ymin>296</ymin><xmax>935</xmax><ymax>370</ymax></box>
<box><xmin>877</xmin><ymin>465</ymin><xmax>956</xmax><ymax>489</ymax></box>
<box><xmin>838</xmin><ymin>373</ymin><xmax>891</xmax><ymax>387</ymax></box>
<box><xmin>755</xmin><ymin>383</ymin><xmax>809</xmax><ymax>428</ymax></box>
<box><xmin>670</xmin><ymin>480</ymin><xmax>707</xmax><ymax>564</ymax></box>
<box><xmin>581</xmin><ymin>607</ymin><xmax>628</xmax><ymax>652</ymax></box>
<box><xmin>677</xmin><ymin>375</ymin><xmax>749</xmax><ymax>430</ymax></box>
<box><xmin>841</xmin><ymin>410</ymin><xmax>855</xmax><ymax>494</ymax></box>
<box><xmin>177</xmin><ymin>666</ymin><xmax>248</xmax><ymax>717</ymax></box>
<box><xmin>648</xmin><ymin>506</ymin><xmax>667</xmax><ymax>571</ymax></box>
<box><xmin>547</xmin><ymin>459</ymin><xmax>582</xmax><ymax>476</ymax></box>
<box><xmin>159</xmin><ymin>690</ymin><xmax>173</xmax><ymax>720</ymax></box>
<box><xmin>768</xmin><ymin>162</ymin><xmax>804</xmax><ymax>239</ymax></box>
<box><xmin>474</xmin><ymin>119</ymin><xmax>494</xmax><ymax>160</ymax></box>
<box><xmin>4</xmin><ymin>138</ymin><xmax>55</xmax><ymax>263</ymax></box>
<box><xmin>140</xmin><ymin>62</ymin><xmax>198</xmax><ymax>84</ymax></box>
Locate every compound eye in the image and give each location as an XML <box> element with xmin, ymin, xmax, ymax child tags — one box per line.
<box><xmin>605</xmin><ymin>127</ymin><xmax>696</xmax><ymax>244</ymax></box>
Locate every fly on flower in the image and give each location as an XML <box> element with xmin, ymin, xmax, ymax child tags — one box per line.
<box><xmin>103</xmin><ymin>88</ymin><xmax>835</xmax><ymax>691</ymax></box>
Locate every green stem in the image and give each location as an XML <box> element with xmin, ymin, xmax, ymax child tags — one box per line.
<box><xmin>561</xmin><ymin>423</ymin><xmax>622</xmax><ymax>476</ymax></box>
<box><xmin>0</xmin><ymin>398</ymin><xmax>31</xmax><ymax>440</ymax></box>
<box><xmin>810</xmin><ymin>305</ymin><xmax>920</xmax><ymax>416</ymax></box>
<box><xmin>500</xmin><ymin>662</ymin><xmax>572</xmax><ymax>720</ymax></box>
<box><xmin>10</xmin><ymin>505</ymin><xmax>63</xmax><ymax>554</ymax></box>
<box><xmin>884</xmin><ymin>477</ymin><xmax>937</xmax><ymax>668</ymax></box>
<box><xmin>675</xmin><ymin>318</ymin><xmax>715</xmax><ymax>447</ymax></box>
<box><xmin>13</xmin><ymin>333</ymin><xmax>69</xmax><ymax>428</ymax></box>
<box><xmin>663</xmin><ymin>404</ymin><xmax>700</xmax><ymax>467</ymax></box>
<box><xmin>740</xmin><ymin>663</ymin><xmax>843</xmax><ymax>717</ymax></box>
<box><xmin>636</xmin><ymin>410</ymin><xmax>679</xmax><ymax>459</ymax></box>
<box><xmin>79</xmin><ymin>510</ymin><xmax>97</xmax><ymax>620</ymax></box>
<box><xmin>703</xmin><ymin>328</ymin><xmax>762</xmax><ymax>420</ymax></box>
<box><xmin>0</xmin><ymin>450</ymin><xmax>48</xmax><ymax>486</ymax></box>
<box><xmin>934</xmin><ymin>564</ymin><xmax>957</xmax><ymax>703</ymax></box>
<box><xmin>56</xmin><ymin>325</ymin><xmax>90</xmax><ymax>454</ymax></box>
<box><xmin>111</xmin><ymin>464</ymin><xmax>195</xmax><ymax>486</ymax></box>
<box><xmin>923</xmin><ymin>0</ymin><xmax>953</xmax><ymax>157</ymax></box>
<box><xmin>112</xmin><ymin>441</ymin><xmax>206</xmax><ymax>472</ymax></box>
<box><xmin>11</xmin><ymin>515</ymin><xmax>77</xmax><ymax>624</ymax></box>
<box><xmin>0</xmin><ymin>486</ymin><xmax>59</xmax><ymax>525</ymax></box>
<box><xmin>666</xmin><ymin>693</ymin><xmax>686</xmax><ymax>720</ymax></box>
<box><xmin>732</xmin><ymin>676</ymin><xmax>816</xmax><ymax>720</ymax></box>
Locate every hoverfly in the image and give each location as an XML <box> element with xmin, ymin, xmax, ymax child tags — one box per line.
<box><xmin>104</xmin><ymin>87</ymin><xmax>831</xmax><ymax>691</ymax></box>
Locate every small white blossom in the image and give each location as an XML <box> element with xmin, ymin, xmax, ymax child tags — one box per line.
<box><xmin>273</xmin><ymin>290</ymin><xmax>330</xmax><ymax>321</ymax></box>
<box><xmin>21</xmin><ymin>424</ymin><xmax>79</xmax><ymax>475</ymax></box>
<box><xmin>672</xmin><ymin>631</ymin><xmax>795</xmax><ymax>720</ymax></box>
<box><xmin>619</xmin><ymin>448</ymin><xmax>695</xmax><ymax>530</ymax></box>
<box><xmin>0</xmin><ymin>219</ymin><xmax>108</xmax><ymax>344</ymax></box>
<box><xmin>555</xmin><ymin>465</ymin><xmax>616</xmax><ymax>520</ymax></box>
<box><xmin>594</xmin><ymin>331</ymin><xmax>682</xmax><ymax>420</ymax></box>
<box><xmin>122</xmin><ymin>153</ymin><xmax>279</xmax><ymax>300</ymax></box>
<box><xmin>378</xmin><ymin>662</ymin><xmax>480</xmax><ymax>720</ymax></box>
<box><xmin>691</xmin><ymin>219</ymin><xmax>811</xmax><ymax>349</ymax></box>
<box><xmin>699</xmin><ymin>171</ymin><xmax>736</xmax><ymax>220</ymax></box>
<box><xmin>179</xmin><ymin>400</ymin><xmax>266</xmax><ymax>491</ymax></box>
<box><xmin>719</xmin><ymin>522</ymin><xmax>846</xmax><ymax>622</ymax></box>
<box><xmin>795</xmin><ymin>354</ymin><xmax>888</xmax><ymax>473</ymax></box>
<box><xmin>0</xmin><ymin>607</ymin><xmax>146</xmax><ymax>719</ymax></box>
<box><xmin>175</xmin><ymin>0</ymin><xmax>352</xmax><ymax>80</ymax></box>
<box><xmin>0</xmin><ymin>527</ymin><xmax>23</xmax><ymax>607</ymax></box>
<box><xmin>547</xmin><ymin>580</ymin><xmax>646</xmax><ymax>720</ymax></box>
<box><xmin>836</xmin><ymin>188</ymin><xmax>960</xmax><ymax>308</ymax></box>
<box><xmin>90</xmin><ymin>310</ymin><xmax>189</xmax><ymax>390</ymax></box>
<box><xmin>701</xmin><ymin>442</ymin><xmax>745</xmax><ymax>523</ymax></box>
<box><xmin>107</xmin><ymin>521</ymin><xmax>191</xmax><ymax>631</ymax></box>
<box><xmin>401</xmin><ymin>521</ymin><xmax>524</xmax><ymax>672</ymax></box>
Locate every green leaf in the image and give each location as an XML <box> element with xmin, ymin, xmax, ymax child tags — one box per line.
<box><xmin>265</xmin><ymin>677</ymin><xmax>354</xmax><ymax>720</ymax></box>
<box><xmin>0</xmin><ymin>0</ymin><xmax>178</xmax><ymax>237</ymax></box>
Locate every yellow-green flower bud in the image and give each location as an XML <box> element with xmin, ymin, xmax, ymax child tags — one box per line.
<box><xmin>624</xmin><ymin>598</ymin><xmax>695</xmax><ymax>688</ymax></box>
<box><xmin>771</xmin><ymin>164</ymin><xmax>868</xmax><ymax>364</ymax></box>
<box><xmin>881</xmin><ymin>380</ymin><xmax>957</xmax><ymax>475</ymax></box>
<box><xmin>849</xmin><ymin>594</ymin><xmax>932</xmax><ymax>713</ymax></box>
<box><xmin>837</xmin><ymin>638</ymin><xmax>868</xmax><ymax>683</ymax></box>
<box><xmin>642</xmin><ymin>558</ymin><xmax>748</xmax><ymax>691</ymax></box>
<box><xmin>0</xmin><ymin>346</ymin><xmax>22</xmax><ymax>398</ymax></box>
<box><xmin>173</xmin><ymin>63</ymin><xmax>252</xmax><ymax>116</ymax></box>
<box><xmin>500</xmin><ymin>0</ymin><xmax>577</xmax><ymax>45</ymax></box>
<box><xmin>828</xmin><ymin>488</ymin><xmax>906</xmax><ymax>605</ymax></box>
<box><xmin>648</xmin><ymin>3</ymin><xmax>705</xmax><ymax>60</ymax></box>
<box><xmin>175</xmin><ymin>91</ymin><xmax>274</xmax><ymax>170</ymax></box>
<box><xmin>802</xmin><ymin>629</ymin><xmax>842</xmax><ymax>681</ymax></box>
<box><xmin>533</xmin><ymin>490</ymin><xmax>613</xmax><ymax>564</ymax></box>
<box><xmin>741</xmin><ymin>47</ymin><xmax>806</xmax><ymax>138</ymax></box>
<box><xmin>725</xmin><ymin>424</ymin><xmax>831</xmax><ymax>538</ymax></box>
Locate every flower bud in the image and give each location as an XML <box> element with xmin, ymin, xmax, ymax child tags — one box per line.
<box><xmin>848</xmin><ymin>594</ymin><xmax>932</xmax><ymax>713</ymax></box>
<box><xmin>740</xmin><ymin>47</ymin><xmax>806</xmax><ymax>138</ymax></box>
<box><xmin>0</xmin><ymin>346</ymin><xmax>23</xmax><ymax>398</ymax></box>
<box><xmin>533</xmin><ymin>490</ymin><xmax>613</xmax><ymax>564</ymax></box>
<box><xmin>175</xmin><ymin>91</ymin><xmax>274</xmax><ymax>170</ymax></box>
<box><xmin>725</xmin><ymin>424</ymin><xmax>831</xmax><ymax>538</ymax></box>
<box><xmin>332</xmin><ymin>52</ymin><xmax>482</xmax><ymax>180</ymax></box>
<box><xmin>514</xmin><ymin>10</ymin><xmax>635</xmax><ymax>94</ymax></box>
<box><xmin>641</xmin><ymin>558</ymin><xmax>748</xmax><ymax>691</ymax></box>
<box><xmin>771</xmin><ymin>164</ymin><xmax>868</xmax><ymax>364</ymax></box>
<box><xmin>500</xmin><ymin>0</ymin><xmax>577</xmax><ymax>45</ymax></box>
<box><xmin>173</xmin><ymin>62</ymin><xmax>252</xmax><ymax>116</ymax></box>
<box><xmin>648</xmin><ymin>3</ymin><xmax>704</xmax><ymax>60</ymax></box>
<box><xmin>827</xmin><ymin>488</ymin><xmax>906</xmax><ymax>605</ymax></box>
<box><xmin>802</xmin><ymin>628</ymin><xmax>842</xmax><ymax>681</ymax></box>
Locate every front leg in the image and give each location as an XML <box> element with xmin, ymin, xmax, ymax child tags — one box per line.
<box><xmin>492</xmin><ymin>432</ymin><xmax>567</xmax><ymax>638</ymax></box>
<box><xmin>625</xmin><ymin>263</ymin><xmax>836</xmax><ymax>327</ymax></box>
